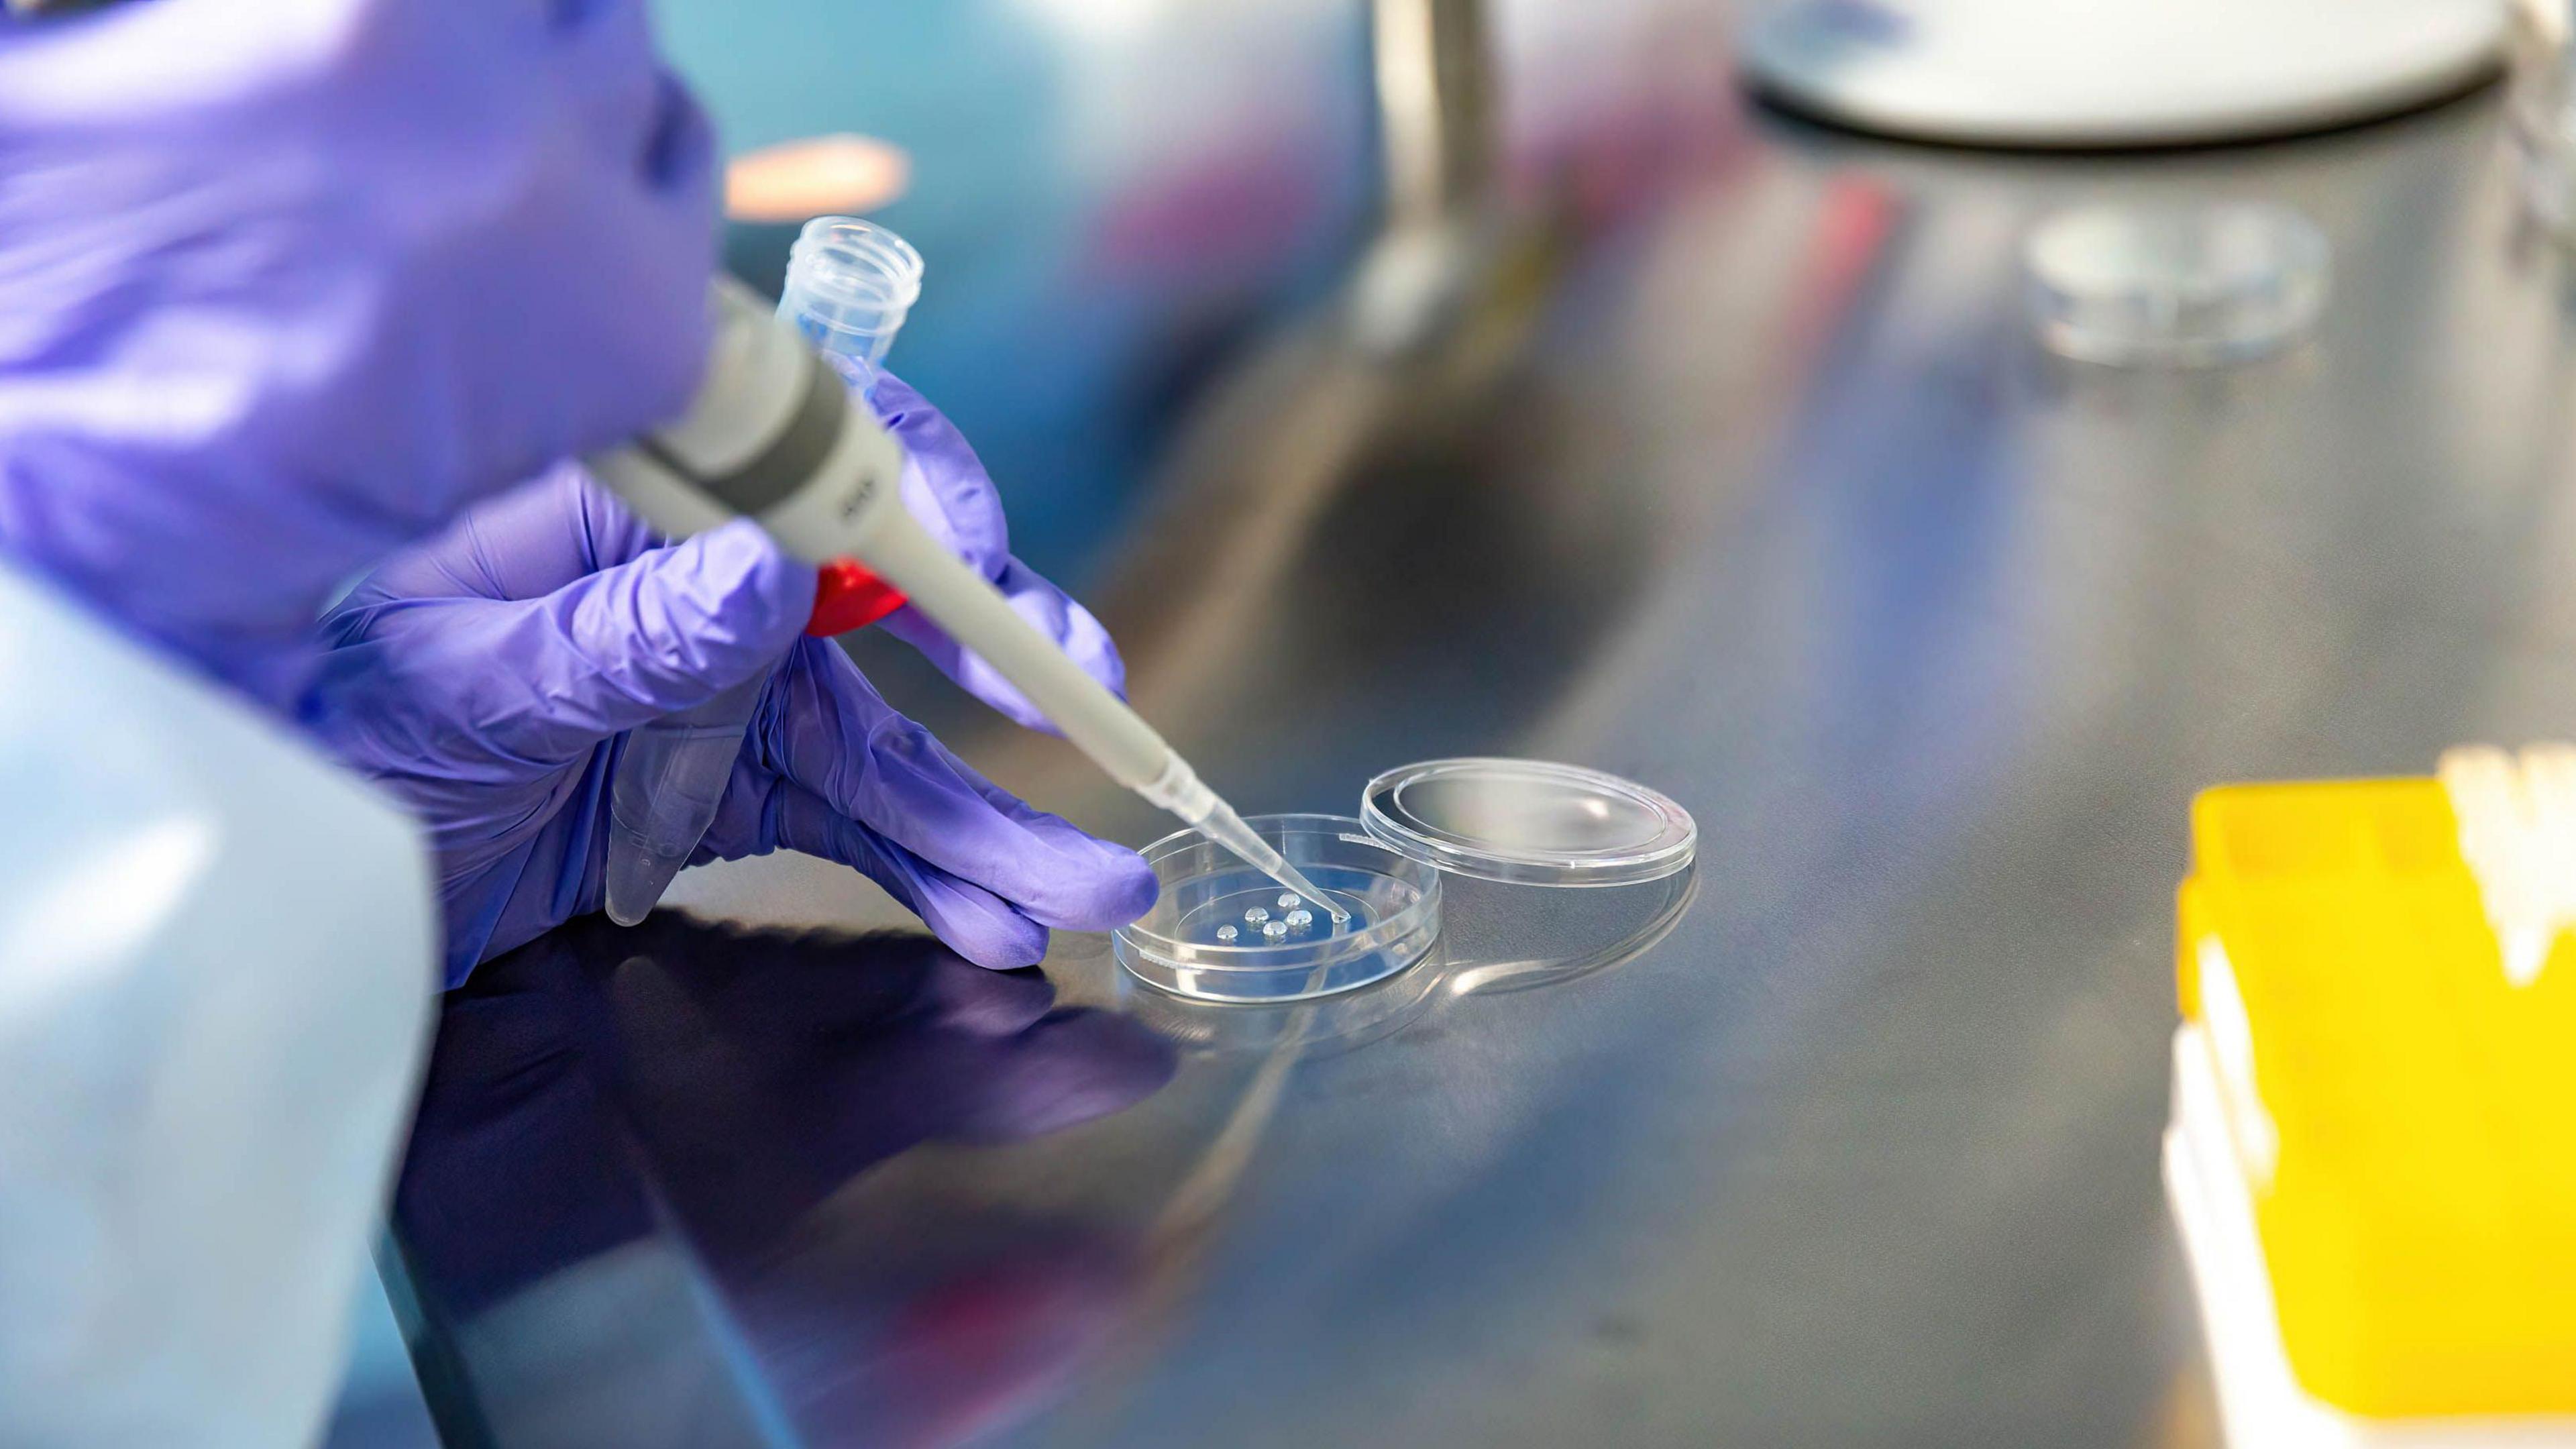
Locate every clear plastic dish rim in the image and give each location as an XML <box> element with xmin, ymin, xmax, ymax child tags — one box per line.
<box><xmin>1360</xmin><ymin>757</ymin><xmax>1701</xmax><ymax>887</ymax></box>
<box><xmin>2021</xmin><ymin>201</ymin><xmax>2329</xmax><ymax>366</ymax></box>
<box><xmin>787</xmin><ymin>217</ymin><xmax>926</xmax><ymax>309</ymax></box>
<box><xmin>1112</xmin><ymin>812</ymin><xmax>1442</xmax><ymax>979</ymax></box>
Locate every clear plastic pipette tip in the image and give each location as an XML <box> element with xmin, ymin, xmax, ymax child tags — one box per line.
<box><xmin>1189</xmin><ymin>798</ymin><xmax>1351</xmax><ymax>923</ymax></box>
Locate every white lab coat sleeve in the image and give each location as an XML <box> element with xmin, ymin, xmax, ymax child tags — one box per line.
<box><xmin>0</xmin><ymin>558</ymin><xmax>438</xmax><ymax>1449</ymax></box>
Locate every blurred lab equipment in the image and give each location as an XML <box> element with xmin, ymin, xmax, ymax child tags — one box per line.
<box><xmin>2024</xmin><ymin>202</ymin><xmax>2330</xmax><ymax>367</ymax></box>
<box><xmin>724</xmin><ymin>134</ymin><xmax>912</xmax><ymax>222</ymax></box>
<box><xmin>2509</xmin><ymin>0</ymin><xmax>2576</xmax><ymax>236</ymax></box>
<box><xmin>604</xmin><ymin>218</ymin><xmax>926</xmax><ymax>927</ymax></box>
<box><xmin>1375</xmin><ymin>0</ymin><xmax>1493</xmax><ymax>233</ymax></box>
<box><xmin>586</xmin><ymin>279</ymin><xmax>1346</xmax><ymax>919</ymax></box>
<box><xmin>1353</xmin><ymin>0</ymin><xmax>1506</xmax><ymax>354</ymax></box>
<box><xmin>2169</xmin><ymin>753</ymin><xmax>2576</xmax><ymax>1443</ymax></box>
<box><xmin>1742</xmin><ymin>0</ymin><xmax>2506</xmax><ymax>148</ymax></box>
<box><xmin>0</xmin><ymin>561</ymin><xmax>435</xmax><ymax>1449</ymax></box>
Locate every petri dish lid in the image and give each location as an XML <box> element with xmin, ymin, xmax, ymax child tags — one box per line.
<box><xmin>1360</xmin><ymin>758</ymin><xmax>1697</xmax><ymax>888</ymax></box>
<box><xmin>2023</xmin><ymin>201</ymin><xmax>2328</xmax><ymax>368</ymax></box>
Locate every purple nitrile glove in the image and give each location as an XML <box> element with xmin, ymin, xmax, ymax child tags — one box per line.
<box><xmin>313</xmin><ymin>464</ymin><xmax>1155</xmax><ymax>985</ymax></box>
<box><xmin>874</xmin><ymin>372</ymin><xmax>1127</xmax><ymax>728</ymax></box>
<box><xmin>0</xmin><ymin>0</ymin><xmax>716</xmax><ymax>710</ymax></box>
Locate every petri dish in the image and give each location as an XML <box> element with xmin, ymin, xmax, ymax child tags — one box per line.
<box><xmin>2023</xmin><ymin>202</ymin><xmax>2329</xmax><ymax>368</ymax></box>
<box><xmin>1114</xmin><ymin>814</ymin><xmax>1441</xmax><ymax>1004</ymax></box>
<box><xmin>1116</xmin><ymin>760</ymin><xmax>1699</xmax><ymax>1004</ymax></box>
<box><xmin>1360</xmin><ymin>758</ymin><xmax>1697</xmax><ymax>886</ymax></box>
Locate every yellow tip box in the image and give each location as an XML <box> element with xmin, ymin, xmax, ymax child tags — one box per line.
<box><xmin>2173</xmin><ymin>767</ymin><xmax>2576</xmax><ymax>1435</ymax></box>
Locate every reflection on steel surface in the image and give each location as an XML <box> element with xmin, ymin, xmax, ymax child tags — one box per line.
<box><xmin>1118</xmin><ymin>938</ymin><xmax>1452</xmax><ymax>1055</ymax></box>
<box><xmin>388</xmin><ymin>916</ymin><xmax>1176</xmax><ymax>1448</ymax></box>
<box><xmin>1444</xmin><ymin>865</ymin><xmax>1700</xmax><ymax>996</ymax></box>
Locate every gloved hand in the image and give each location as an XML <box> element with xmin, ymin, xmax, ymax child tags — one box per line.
<box><xmin>314</xmin><ymin>460</ymin><xmax>1155</xmax><ymax>985</ymax></box>
<box><xmin>0</xmin><ymin>0</ymin><xmax>716</xmax><ymax>710</ymax></box>
<box><xmin>873</xmin><ymin>373</ymin><xmax>1126</xmax><ymax>727</ymax></box>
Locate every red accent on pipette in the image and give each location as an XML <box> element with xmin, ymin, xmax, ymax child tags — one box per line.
<box><xmin>806</xmin><ymin>558</ymin><xmax>906</xmax><ymax>637</ymax></box>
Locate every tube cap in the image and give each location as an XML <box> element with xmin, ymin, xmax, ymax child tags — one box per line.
<box><xmin>1360</xmin><ymin>758</ymin><xmax>1697</xmax><ymax>887</ymax></box>
<box><xmin>806</xmin><ymin>559</ymin><xmax>906</xmax><ymax>637</ymax></box>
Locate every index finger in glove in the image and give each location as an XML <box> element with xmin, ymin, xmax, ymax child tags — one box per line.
<box><xmin>742</xmin><ymin>777</ymin><xmax>1057</xmax><ymax>969</ymax></box>
<box><xmin>339</xmin><ymin>464</ymin><xmax>664</xmax><ymax>607</ymax></box>
<box><xmin>868</xmin><ymin>374</ymin><xmax>1128</xmax><ymax>718</ymax></box>
<box><xmin>322</xmin><ymin>513</ymin><xmax>812</xmax><ymax>767</ymax></box>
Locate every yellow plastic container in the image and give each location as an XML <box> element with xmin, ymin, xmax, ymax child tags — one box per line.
<box><xmin>2178</xmin><ymin>778</ymin><xmax>2576</xmax><ymax>1418</ymax></box>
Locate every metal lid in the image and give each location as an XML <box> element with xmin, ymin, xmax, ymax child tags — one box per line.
<box><xmin>1359</xmin><ymin>758</ymin><xmax>1697</xmax><ymax>888</ymax></box>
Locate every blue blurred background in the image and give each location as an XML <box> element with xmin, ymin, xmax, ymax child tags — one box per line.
<box><xmin>675</xmin><ymin>0</ymin><xmax>1379</xmax><ymax>584</ymax></box>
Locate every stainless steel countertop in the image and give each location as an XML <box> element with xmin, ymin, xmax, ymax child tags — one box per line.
<box><xmin>387</xmin><ymin>82</ymin><xmax>2576</xmax><ymax>1449</ymax></box>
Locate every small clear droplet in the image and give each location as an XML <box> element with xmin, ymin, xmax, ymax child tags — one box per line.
<box><xmin>1244</xmin><ymin>906</ymin><xmax>1271</xmax><ymax>924</ymax></box>
<box><xmin>1278</xmin><ymin>892</ymin><xmax>1301</xmax><ymax>909</ymax></box>
<box><xmin>1262</xmin><ymin>919</ymin><xmax>1289</xmax><ymax>940</ymax></box>
<box><xmin>1216</xmin><ymin>924</ymin><xmax>1238</xmax><ymax>943</ymax></box>
<box><xmin>1286</xmin><ymin>908</ymin><xmax>1313</xmax><ymax>929</ymax></box>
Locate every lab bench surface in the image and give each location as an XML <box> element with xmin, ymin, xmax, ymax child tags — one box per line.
<box><xmin>384</xmin><ymin>80</ymin><xmax>2573</xmax><ymax>1449</ymax></box>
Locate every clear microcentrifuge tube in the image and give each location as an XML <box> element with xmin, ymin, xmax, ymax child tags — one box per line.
<box><xmin>600</xmin><ymin>217</ymin><xmax>925</xmax><ymax>928</ymax></box>
<box><xmin>779</xmin><ymin>216</ymin><xmax>925</xmax><ymax>394</ymax></box>
<box><xmin>602</xmin><ymin>671</ymin><xmax>767</xmax><ymax>926</ymax></box>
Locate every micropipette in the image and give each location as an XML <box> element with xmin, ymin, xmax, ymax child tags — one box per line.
<box><xmin>586</xmin><ymin>278</ymin><xmax>1348</xmax><ymax>922</ymax></box>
